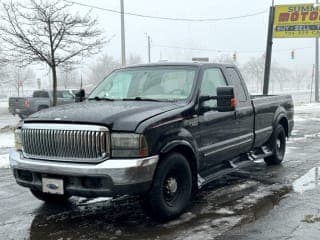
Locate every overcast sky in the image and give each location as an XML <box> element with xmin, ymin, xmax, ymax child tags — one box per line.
<box><xmin>68</xmin><ymin>0</ymin><xmax>317</xmax><ymax>71</ymax></box>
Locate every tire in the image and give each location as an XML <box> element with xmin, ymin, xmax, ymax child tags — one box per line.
<box><xmin>38</xmin><ymin>105</ymin><xmax>49</xmax><ymax>111</ymax></box>
<box><xmin>18</xmin><ymin>114</ymin><xmax>27</xmax><ymax>119</ymax></box>
<box><xmin>30</xmin><ymin>189</ymin><xmax>70</xmax><ymax>203</ymax></box>
<box><xmin>264</xmin><ymin>124</ymin><xmax>286</xmax><ymax>165</ymax></box>
<box><xmin>141</xmin><ymin>153</ymin><xmax>192</xmax><ymax>222</ymax></box>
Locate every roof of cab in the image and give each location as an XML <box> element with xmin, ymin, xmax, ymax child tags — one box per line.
<box><xmin>120</xmin><ymin>62</ymin><xmax>236</xmax><ymax>69</ymax></box>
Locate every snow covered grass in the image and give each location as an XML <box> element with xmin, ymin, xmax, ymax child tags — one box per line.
<box><xmin>0</xmin><ymin>132</ymin><xmax>14</xmax><ymax>169</ymax></box>
<box><xmin>0</xmin><ymin>154</ymin><xmax>9</xmax><ymax>168</ymax></box>
<box><xmin>0</xmin><ymin>132</ymin><xmax>14</xmax><ymax>148</ymax></box>
<box><xmin>295</xmin><ymin>103</ymin><xmax>320</xmax><ymax>112</ymax></box>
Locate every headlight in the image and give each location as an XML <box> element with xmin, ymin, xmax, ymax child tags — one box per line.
<box><xmin>14</xmin><ymin>128</ymin><xmax>22</xmax><ymax>151</ymax></box>
<box><xmin>111</xmin><ymin>133</ymin><xmax>148</xmax><ymax>158</ymax></box>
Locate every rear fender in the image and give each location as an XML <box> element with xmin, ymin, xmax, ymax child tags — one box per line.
<box><xmin>273</xmin><ymin>106</ymin><xmax>289</xmax><ymax>136</ymax></box>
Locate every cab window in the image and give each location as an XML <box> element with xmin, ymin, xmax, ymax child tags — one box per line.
<box><xmin>200</xmin><ymin>68</ymin><xmax>227</xmax><ymax>109</ymax></box>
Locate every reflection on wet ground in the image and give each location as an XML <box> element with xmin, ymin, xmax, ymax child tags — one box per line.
<box><xmin>293</xmin><ymin>167</ymin><xmax>320</xmax><ymax>193</ymax></box>
<box><xmin>27</xmin><ymin>172</ymin><xmax>291</xmax><ymax>240</ymax></box>
<box><xmin>1</xmin><ymin>107</ymin><xmax>319</xmax><ymax>240</ymax></box>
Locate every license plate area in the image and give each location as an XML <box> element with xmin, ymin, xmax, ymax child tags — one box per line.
<box><xmin>42</xmin><ymin>177</ymin><xmax>64</xmax><ymax>195</ymax></box>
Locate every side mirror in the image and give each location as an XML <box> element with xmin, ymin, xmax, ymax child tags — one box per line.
<box><xmin>216</xmin><ymin>86</ymin><xmax>236</xmax><ymax>112</ymax></box>
<box><xmin>75</xmin><ymin>89</ymin><xmax>85</xmax><ymax>102</ymax></box>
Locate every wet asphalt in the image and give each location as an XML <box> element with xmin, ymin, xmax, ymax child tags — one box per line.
<box><xmin>0</xmin><ymin>104</ymin><xmax>319</xmax><ymax>240</ymax></box>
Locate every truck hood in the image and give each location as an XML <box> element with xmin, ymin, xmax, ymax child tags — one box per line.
<box><xmin>25</xmin><ymin>100</ymin><xmax>183</xmax><ymax>131</ymax></box>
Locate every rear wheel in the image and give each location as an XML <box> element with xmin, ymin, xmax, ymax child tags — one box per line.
<box><xmin>30</xmin><ymin>189</ymin><xmax>70</xmax><ymax>203</ymax></box>
<box><xmin>141</xmin><ymin>153</ymin><xmax>192</xmax><ymax>222</ymax></box>
<box><xmin>264</xmin><ymin>124</ymin><xmax>286</xmax><ymax>165</ymax></box>
<box><xmin>38</xmin><ymin>105</ymin><xmax>49</xmax><ymax>111</ymax></box>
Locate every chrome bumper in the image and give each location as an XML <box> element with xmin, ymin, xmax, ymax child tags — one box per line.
<box><xmin>10</xmin><ymin>150</ymin><xmax>158</xmax><ymax>186</ymax></box>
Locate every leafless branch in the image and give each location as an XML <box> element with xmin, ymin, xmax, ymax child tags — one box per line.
<box><xmin>0</xmin><ymin>0</ymin><xmax>106</xmax><ymax>105</ymax></box>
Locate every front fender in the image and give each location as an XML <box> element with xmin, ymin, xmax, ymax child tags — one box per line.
<box><xmin>160</xmin><ymin>139</ymin><xmax>197</xmax><ymax>155</ymax></box>
<box><xmin>151</xmin><ymin>127</ymin><xmax>201</xmax><ymax>170</ymax></box>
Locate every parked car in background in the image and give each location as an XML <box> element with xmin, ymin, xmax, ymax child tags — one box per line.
<box><xmin>8</xmin><ymin>90</ymin><xmax>77</xmax><ymax>119</ymax></box>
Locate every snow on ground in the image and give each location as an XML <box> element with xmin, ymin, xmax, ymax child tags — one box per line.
<box><xmin>0</xmin><ymin>132</ymin><xmax>14</xmax><ymax>168</ymax></box>
<box><xmin>0</xmin><ymin>154</ymin><xmax>9</xmax><ymax>168</ymax></box>
<box><xmin>0</xmin><ymin>132</ymin><xmax>14</xmax><ymax>148</ymax></box>
<box><xmin>295</xmin><ymin>103</ymin><xmax>320</xmax><ymax>112</ymax></box>
<box><xmin>0</xmin><ymin>99</ymin><xmax>19</xmax><ymax>130</ymax></box>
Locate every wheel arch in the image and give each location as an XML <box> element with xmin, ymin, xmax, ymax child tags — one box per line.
<box><xmin>273</xmin><ymin>106</ymin><xmax>289</xmax><ymax>137</ymax></box>
<box><xmin>274</xmin><ymin>113</ymin><xmax>289</xmax><ymax>137</ymax></box>
<box><xmin>160</xmin><ymin>140</ymin><xmax>199</xmax><ymax>190</ymax></box>
<box><xmin>38</xmin><ymin>105</ymin><xmax>49</xmax><ymax>111</ymax></box>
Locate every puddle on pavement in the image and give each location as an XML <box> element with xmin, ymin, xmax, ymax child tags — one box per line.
<box><xmin>25</xmin><ymin>174</ymin><xmax>291</xmax><ymax>240</ymax></box>
<box><xmin>293</xmin><ymin>167</ymin><xmax>320</xmax><ymax>193</ymax></box>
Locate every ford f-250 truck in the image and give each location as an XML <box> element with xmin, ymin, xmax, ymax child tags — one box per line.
<box><xmin>10</xmin><ymin>63</ymin><xmax>294</xmax><ymax>221</ymax></box>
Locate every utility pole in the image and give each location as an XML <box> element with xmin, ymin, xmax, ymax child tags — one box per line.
<box><xmin>316</xmin><ymin>0</ymin><xmax>320</xmax><ymax>102</ymax></box>
<box><xmin>148</xmin><ymin>35</ymin><xmax>151</xmax><ymax>63</ymax></box>
<box><xmin>263</xmin><ymin>2</ymin><xmax>275</xmax><ymax>95</ymax></box>
<box><xmin>120</xmin><ymin>0</ymin><xmax>126</xmax><ymax>66</ymax></box>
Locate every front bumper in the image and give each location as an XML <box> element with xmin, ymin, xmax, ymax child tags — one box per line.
<box><xmin>9</xmin><ymin>150</ymin><xmax>159</xmax><ymax>197</ymax></box>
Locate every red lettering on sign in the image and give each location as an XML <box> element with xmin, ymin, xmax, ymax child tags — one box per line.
<box><xmin>279</xmin><ymin>12</ymin><xmax>289</xmax><ymax>22</ymax></box>
<box><xmin>310</xmin><ymin>11</ymin><xmax>318</xmax><ymax>21</ymax></box>
<box><xmin>290</xmin><ymin>12</ymin><xmax>299</xmax><ymax>21</ymax></box>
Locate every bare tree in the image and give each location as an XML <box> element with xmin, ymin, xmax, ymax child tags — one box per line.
<box><xmin>0</xmin><ymin>0</ymin><xmax>105</xmax><ymax>105</ymax></box>
<box><xmin>88</xmin><ymin>54</ymin><xmax>121</xmax><ymax>85</ymax></box>
<box><xmin>213</xmin><ymin>54</ymin><xmax>234</xmax><ymax>65</ymax></box>
<box><xmin>88</xmin><ymin>53</ymin><xmax>144</xmax><ymax>85</ymax></box>
<box><xmin>241</xmin><ymin>56</ymin><xmax>265</xmax><ymax>93</ymax></box>
<box><xmin>128</xmin><ymin>54</ymin><xmax>142</xmax><ymax>65</ymax></box>
<box><xmin>59</xmin><ymin>62</ymin><xmax>79</xmax><ymax>89</ymax></box>
<box><xmin>291</xmin><ymin>68</ymin><xmax>308</xmax><ymax>91</ymax></box>
<box><xmin>12</xmin><ymin>67</ymin><xmax>35</xmax><ymax>96</ymax></box>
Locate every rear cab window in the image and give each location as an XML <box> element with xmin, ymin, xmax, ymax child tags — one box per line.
<box><xmin>225</xmin><ymin>67</ymin><xmax>248</xmax><ymax>103</ymax></box>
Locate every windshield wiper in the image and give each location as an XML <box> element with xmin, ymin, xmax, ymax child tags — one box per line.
<box><xmin>88</xmin><ymin>96</ymin><xmax>114</xmax><ymax>101</ymax></box>
<box><xmin>122</xmin><ymin>97</ymin><xmax>162</xmax><ymax>102</ymax></box>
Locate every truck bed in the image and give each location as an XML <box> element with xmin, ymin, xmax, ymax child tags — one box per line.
<box><xmin>250</xmin><ymin>94</ymin><xmax>294</xmax><ymax>148</ymax></box>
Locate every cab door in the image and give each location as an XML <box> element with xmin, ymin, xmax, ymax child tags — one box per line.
<box><xmin>224</xmin><ymin>67</ymin><xmax>254</xmax><ymax>154</ymax></box>
<box><xmin>197</xmin><ymin>67</ymin><xmax>239</xmax><ymax>168</ymax></box>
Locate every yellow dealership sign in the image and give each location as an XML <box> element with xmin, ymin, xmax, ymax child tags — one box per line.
<box><xmin>273</xmin><ymin>3</ymin><xmax>320</xmax><ymax>38</ymax></box>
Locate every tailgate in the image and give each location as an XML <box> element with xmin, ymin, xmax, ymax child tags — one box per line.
<box><xmin>9</xmin><ymin>97</ymin><xmax>26</xmax><ymax>109</ymax></box>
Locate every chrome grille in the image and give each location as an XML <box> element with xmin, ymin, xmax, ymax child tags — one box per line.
<box><xmin>21</xmin><ymin>123</ymin><xmax>110</xmax><ymax>163</ymax></box>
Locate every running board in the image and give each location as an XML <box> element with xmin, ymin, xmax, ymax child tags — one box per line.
<box><xmin>249</xmin><ymin>146</ymin><xmax>273</xmax><ymax>160</ymax></box>
<box><xmin>198</xmin><ymin>146</ymin><xmax>274</xmax><ymax>188</ymax></box>
<box><xmin>199</xmin><ymin>156</ymin><xmax>253</xmax><ymax>188</ymax></box>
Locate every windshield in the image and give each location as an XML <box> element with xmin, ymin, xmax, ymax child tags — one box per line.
<box><xmin>89</xmin><ymin>67</ymin><xmax>196</xmax><ymax>101</ymax></box>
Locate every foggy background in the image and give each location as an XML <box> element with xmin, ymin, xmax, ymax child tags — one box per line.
<box><xmin>0</xmin><ymin>0</ymin><xmax>316</xmax><ymax>103</ymax></box>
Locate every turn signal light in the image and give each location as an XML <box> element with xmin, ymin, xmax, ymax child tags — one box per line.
<box><xmin>24</xmin><ymin>99</ymin><xmax>30</xmax><ymax>108</ymax></box>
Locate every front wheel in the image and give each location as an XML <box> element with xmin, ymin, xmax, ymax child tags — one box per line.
<box><xmin>18</xmin><ymin>114</ymin><xmax>27</xmax><ymax>119</ymax></box>
<box><xmin>264</xmin><ymin>124</ymin><xmax>286</xmax><ymax>165</ymax></box>
<box><xmin>141</xmin><ymin>153</ymin><xmax>192</xmax><ymax>222</ymax></box>
<box><xmin>30</xmin><ymin>189</ymin><xmax>70</xmax><ymax>203</ymax></box>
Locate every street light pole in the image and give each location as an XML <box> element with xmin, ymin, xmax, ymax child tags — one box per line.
<box><xmin>120</xmin><ymin>0</ymin><xmax>126</xmax><ymax>66</ymax></box>
<box><xmin>148</xmin><ymin>35</ymin><xmax>151</xmax><ymax>63</ymax></box>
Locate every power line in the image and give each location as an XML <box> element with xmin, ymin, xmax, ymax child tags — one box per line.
<box><xmin>151</xmin><ymin>44</ymin><xmax>313</xmax><ymax>54</ymax></box>
<box><xmin>65</xmin><ymin>0</ymin><xmax>267</xmax><ymax>22</ymax></box>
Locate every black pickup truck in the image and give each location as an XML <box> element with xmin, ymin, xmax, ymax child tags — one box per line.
<box><xmin>10</xmin><ymin>63</ymin><xmax>294</xmax><ymax>221</ymax></box>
